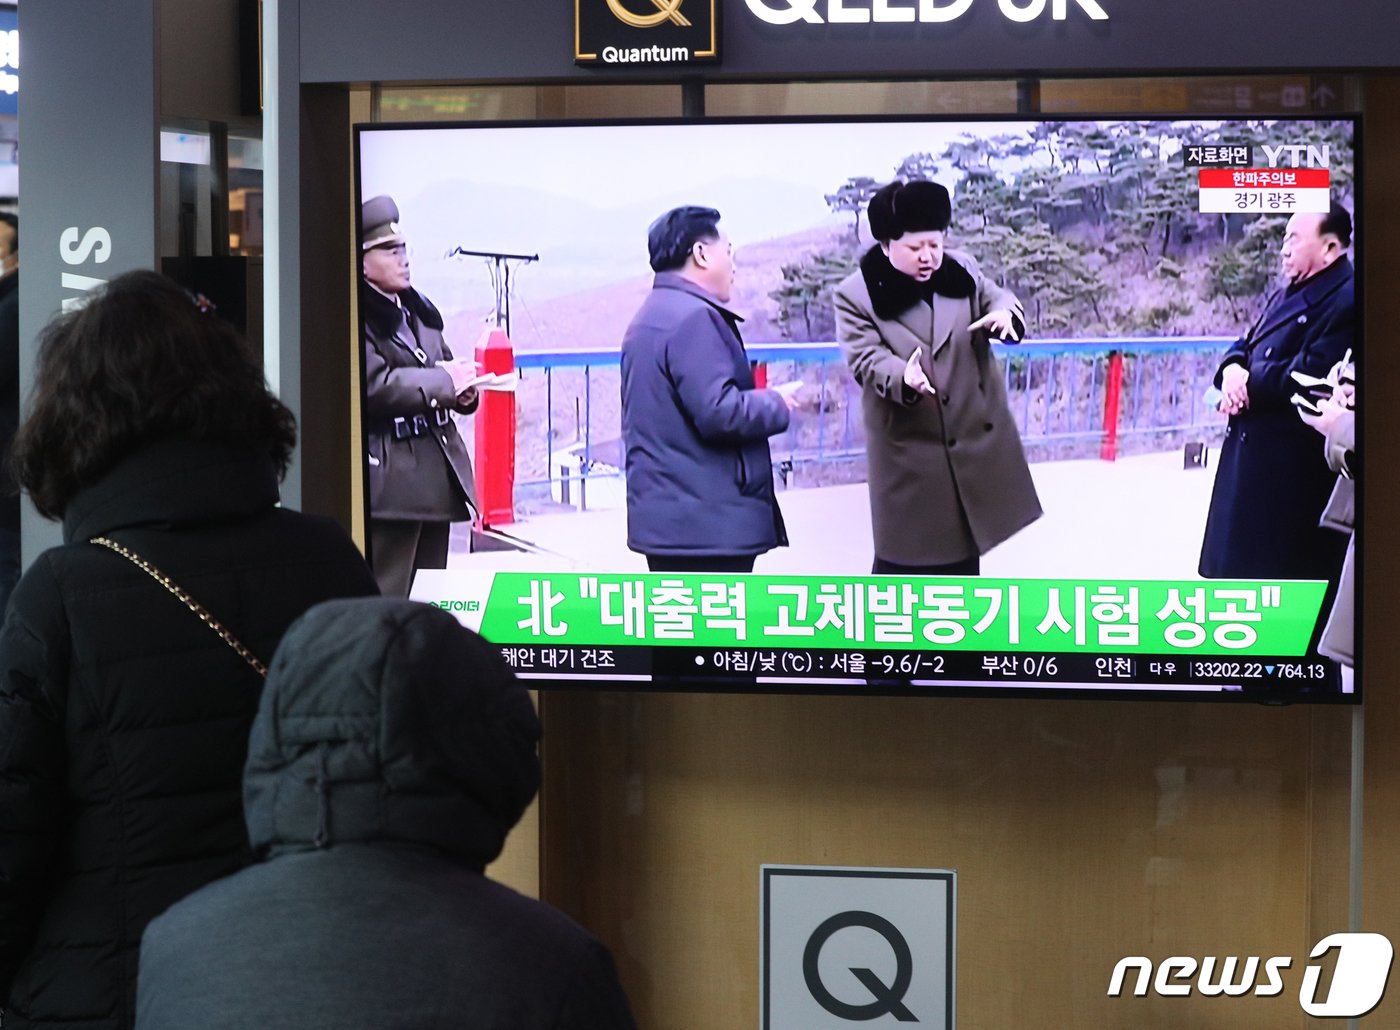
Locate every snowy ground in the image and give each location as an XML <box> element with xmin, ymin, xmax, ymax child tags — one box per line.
<box><xmin>445</xmin><ymin>449</ymin><xmax>1221</xmax><ymax>582</ymax></box>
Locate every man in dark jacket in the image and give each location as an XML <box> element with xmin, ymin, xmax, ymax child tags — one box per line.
<box><xmin>361</xmin><ymin>195</ymin><xmax>480</xmax><ymax>597</ymax></box>
<box><xmin>1198</xmin><ymin>204</ymin><xmax>1354</xmax><ymax>583</ymax></box>
<box><xmin>134</xmin><ymin>598</ymin><xmax>637</xmax><ymax>1030</ymax></box>
<box><xmin>620</xmin><ymin>205</ymin><xmax>797</xmax><ymax>572</ymax></box>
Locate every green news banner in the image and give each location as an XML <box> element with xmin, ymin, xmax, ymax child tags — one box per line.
<box><xmin>413</xmin><ymin>573</ymin><xmax>1326</xmax><ymax>657</ymax></box>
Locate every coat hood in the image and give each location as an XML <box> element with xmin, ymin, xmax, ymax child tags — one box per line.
<box><xmin>244</xmin><ymin>598</ymin><xmax>541</xmax><ymax>870</ymax></box>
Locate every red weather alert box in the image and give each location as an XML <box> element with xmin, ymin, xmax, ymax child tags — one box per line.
<box><xmin>1198</xmin><ymin>168</ymin><xmax>1331</xmax><ymax>214</ymax></box>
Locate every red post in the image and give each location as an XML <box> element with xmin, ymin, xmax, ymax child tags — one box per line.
<box><xmin>1100</xmin><ymin>350</ymin><xmax>1123</xmax><ymax>462</ymax></box>
<box><xmin>474</xmin><ymin>327</ymin><xmax>516</xmax><ymax>526</ymax></box>
<box><xmin>752</xmin><ymin>361</ymin><xmax>768</xmax><ymax>388</ymax></box>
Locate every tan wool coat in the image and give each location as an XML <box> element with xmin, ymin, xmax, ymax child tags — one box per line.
<box><xmin>835</xmin><ymin>246</ymin><xmax>1042</xmax><ymax>566</ymax></box>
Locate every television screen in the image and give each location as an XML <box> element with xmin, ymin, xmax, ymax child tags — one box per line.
<box><xmin>354</xmin><ymin>114</ymin><xmax>1360</xmax><ymax>700</ymax></box>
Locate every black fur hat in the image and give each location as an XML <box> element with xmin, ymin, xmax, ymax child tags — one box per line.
<box><xmin>867</xmin><ymin>180</ymin><xmax>952</xmax><ymax>242</ymax></box>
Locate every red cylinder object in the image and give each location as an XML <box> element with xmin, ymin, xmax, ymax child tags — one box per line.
<box><xmin>1100</xmin><ymin>350</ymin><xmax>1123</xmax><ymax>462</ymax></box>
<box><xmin>753</xmin><ymin>361</ymin><xmax>768</xmax><ymax>388</ymax></box>
<box><xmin>474</xmin><ymin>328</ymin><xmax>516</xmax><ymax>526</ymax></box>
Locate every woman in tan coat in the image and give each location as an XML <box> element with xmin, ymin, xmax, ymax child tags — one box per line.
<box><xmin>834</xmin><ymin>180</ymin><xmax>1041</xmax><ymax>575</ymax></box>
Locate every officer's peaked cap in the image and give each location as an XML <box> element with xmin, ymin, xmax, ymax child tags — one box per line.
<box><xmin>362</xmin><ymin>195</ymin><xmax>405</xmax><ymax>250</ymax></box>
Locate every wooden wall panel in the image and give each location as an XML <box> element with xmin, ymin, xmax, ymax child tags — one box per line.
<box><xmin>542</xmin><ymin>693</ymin><xmax>1352</xmax><ymax>1028</ymax></box>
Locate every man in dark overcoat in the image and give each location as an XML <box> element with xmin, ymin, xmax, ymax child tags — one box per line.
<box><xmin>360</xmin><ymin>195</ymin><xmax>480</xmax><ymax>597</ymax></box>
<box><xmin>834</xmin><ymin>180</ymin><xmax>1042</xmax><ymax>575</ymax></box>
<box><xmin>620</xmin><ymin>206</ymin><xmax>797</xmax><ymax>573</ymax></box>
<box><xmin>1198</xmin><ymin>205</ymin><xmax>1355</xmax><ymax>584</ymax></box>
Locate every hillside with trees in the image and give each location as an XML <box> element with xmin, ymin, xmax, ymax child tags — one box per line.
<box><xmin>769</xmin><ymin>119</ymin><xmax>1355</xmax><ymax>343</ymax></box>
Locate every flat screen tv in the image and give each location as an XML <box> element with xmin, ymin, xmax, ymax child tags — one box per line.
<box><xmin>354</xmin><ymin>114</ymin><xmax>1361</xmax><ymax>701</ymax></box>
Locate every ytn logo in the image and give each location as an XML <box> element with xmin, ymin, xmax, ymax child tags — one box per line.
<box><xmin>1108</xmin><ymin>933</ymin><xmax>1394</xmax><ymax>1018</ymax></box>
<box><xmin>1260</xmin><ymin>143</ymin><xmax>1331</xmax><ymax>169</ymax></box>
<box><xmin>743</xmin><ymin>0</ymin><xmax>1107</xmax><ymax>26</ymax></box>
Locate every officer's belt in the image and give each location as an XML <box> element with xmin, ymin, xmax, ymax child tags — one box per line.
<box><xmin>376</xmin><ymin>408</ymin><xmax>453</xmax><ymax>441</ymax></box>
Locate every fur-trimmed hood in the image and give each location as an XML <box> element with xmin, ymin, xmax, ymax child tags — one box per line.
<box><xmin>858</xmin><ymin>245</ymin><xmax>976</xmax><ymax>322</ymax></box>
<box><xmin>359</xmin><ymin>282</ymin><xmax>446</xmax><ymax>337</ymax></box>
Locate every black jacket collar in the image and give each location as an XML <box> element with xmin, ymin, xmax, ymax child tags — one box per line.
<box><xmin>1288</xmin><ymin>254</ymin><xmax>1352</xmax><ymax>300</ymax></box>
<box><xmin>359</xmin><ymin>282</ymin><xmax>445</xmax><ymax>337</ymax></box>
<box><xmin>63</xmin><ymin>439</ymin><xmax>281</xmax><ymax>543</ymax></box>
<box><xmin>1255</xmin><ymin>256</ymin><xmax>1352</xmax><ymax>340</ymax></box>
<box><xmin>859</xmin><ymin>245</ymin><xmax>976</xmax><ymax>322</ymax></box>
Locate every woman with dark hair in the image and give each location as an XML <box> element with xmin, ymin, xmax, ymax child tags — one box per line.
<box><xmin>834</xmin><ymin>179</ymin><xmax>1042</xmax><ymax>575</ymax></box>
<box><xmin>0</xmin><ymin>270</ymin><xmax>378</xmax><ymax>1029</ymax></box>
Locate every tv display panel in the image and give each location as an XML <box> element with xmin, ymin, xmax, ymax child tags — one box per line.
<box><xmin>354</xmin><ymin>115</ymin><xmax>1360</xmax><ymax>700</ymax></box>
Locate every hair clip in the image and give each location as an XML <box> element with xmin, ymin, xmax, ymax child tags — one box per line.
<box><xmin>186</xmin><ymin>290</ymin><xmax>217</xmax><ymax>315</ymax></box>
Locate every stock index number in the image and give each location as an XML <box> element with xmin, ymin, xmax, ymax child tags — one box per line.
<box><xmin>1190</xmin><ymin>661</ymin><xmax>1266</xmax><ymax>679</ymax></box>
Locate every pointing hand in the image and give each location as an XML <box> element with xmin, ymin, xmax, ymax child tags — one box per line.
<box><xmin>968</xmin><ymin>309</ymin><xmax>1020</xmax><ymax>341</ymax></box>
<box><xmin>902</xmin><ymin>348</ymin><xmax>936</xmax><ymax>396</ymax></box>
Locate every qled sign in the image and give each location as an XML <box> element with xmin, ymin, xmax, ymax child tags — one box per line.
<box><xmin>576</xmin><ymin>0</ymin><xmax>719</xmax><ymax>66</ymax></box>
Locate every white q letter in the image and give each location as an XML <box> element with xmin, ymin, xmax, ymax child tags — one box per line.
<box><xmin>744</xmin><ymin>0</ymin><xmax>824</xmax><ymax>24</ymax></box>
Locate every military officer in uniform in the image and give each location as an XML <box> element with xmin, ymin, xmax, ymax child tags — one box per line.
<box><xmin>360</xmin><ymin>195</ymin><xmax>480</xmax><ymax>596</ymax></box>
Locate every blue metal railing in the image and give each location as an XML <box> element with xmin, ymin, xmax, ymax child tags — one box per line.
<box><xmin>511</xmin><ymin>338</ymin><xmax>1234</xmax><ymax>509</ymax></box>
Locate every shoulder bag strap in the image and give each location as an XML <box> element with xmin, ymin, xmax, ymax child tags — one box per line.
<box><xmin>89</xmin><ymin>535</ymin><xmax>268</xmax><ymax>679</ymax></box>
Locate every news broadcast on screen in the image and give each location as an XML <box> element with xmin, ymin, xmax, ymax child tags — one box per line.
<box><xmin>354</xmin><ymin>115</ymin><xmax>1360</xmax><ymax>700</ymax></box>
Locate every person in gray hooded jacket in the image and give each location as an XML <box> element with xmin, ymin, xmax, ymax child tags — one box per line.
<box><xmin>134</xmin><ymin>598</ymin><xmax>637</xmax><ymax>1030</ymax></box>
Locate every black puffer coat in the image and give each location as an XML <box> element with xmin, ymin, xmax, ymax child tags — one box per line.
<box><xmin>135</xmin><ymin>598</ymin><xmax>637</xmax><ymax>1030</ymax></box>
<box><xmin>0</xmin><ymin>440</ymin><xmax>378</xmax><ymax>1029</ymax></box>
